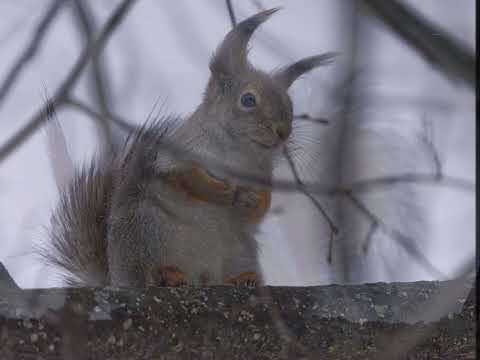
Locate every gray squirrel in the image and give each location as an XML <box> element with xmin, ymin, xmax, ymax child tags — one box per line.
<box><xmin>43</xmin><ymin>9</ymin><xmax>336</xmax><ymax>287</ymax></box>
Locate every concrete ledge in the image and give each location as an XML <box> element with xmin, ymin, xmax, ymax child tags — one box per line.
<box><xmin>0</xmin><ymin>279</ymin><xmax>475</xmax><ymax>359</ymax></box>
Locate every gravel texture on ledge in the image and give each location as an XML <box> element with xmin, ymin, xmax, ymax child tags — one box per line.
<box><xmin>0</xmin><ymin>268</ymin><xmax>475</xmax><ymax>359</ymax></box>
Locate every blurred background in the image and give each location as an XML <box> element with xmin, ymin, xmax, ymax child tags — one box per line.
<box><xmin>0</xmin><ymin>0</ymin><xmax>475</xmax><ymax>288</ymax></box>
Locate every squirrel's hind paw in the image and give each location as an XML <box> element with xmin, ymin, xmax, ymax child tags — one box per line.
<box><xmin>145</xmin><ymin>265</ymin><xmax>186</xmax><ymax>287</ymax></box>
<box><xmin>225</xmin><ymin>271</ymin><xmax>257</xmax><ymax>286</ymax></box>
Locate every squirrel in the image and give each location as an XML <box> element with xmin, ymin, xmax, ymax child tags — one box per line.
<box><xmin>42</xmin><ymin>9</ymin><xmax>336</xmax><ymax>287</ymax></box>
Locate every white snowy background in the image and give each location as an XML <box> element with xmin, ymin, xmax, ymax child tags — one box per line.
<box><xmin>0</xmin><ymin>0</ymin><xmax>475</xmax><ymax>288</ymax></box>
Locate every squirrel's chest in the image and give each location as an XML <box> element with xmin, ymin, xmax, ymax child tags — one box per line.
<box><xmin>153</xmin><ymin>167</ymin><xmax>266</xmax><ymax>284</ymax></box>
<box><xmin>160</xmin><ymin>203</ymin><xmax>255</xmax><ymax>285</ymax></box>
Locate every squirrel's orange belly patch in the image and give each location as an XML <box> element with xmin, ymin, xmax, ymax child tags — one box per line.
<box><xmin>164</xmin><ymin>165</ymin><xmax>271</xmax><ymax>223</ymax></box>
<box><xmin>165</xmin><ymin>166</ymin><xmax>233</xmax><ymax>203</ymax></box>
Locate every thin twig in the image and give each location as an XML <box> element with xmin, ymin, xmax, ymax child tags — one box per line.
<box><xmin>283</xmin><ymin>147</ymin><xmax>339</xmax><ymax>236</ymax></box>
<box><xmin>0</xmin><ymin>0</ymin><xmax>66</xmax><ymax>107</ymax></box>
<box><xmin>65</xmin><ymin>97</ymin><xmax>135</xmax><ymax>132</ymax></box>
<box><xmin>420</xmin><ymin>115</ymin><xmax>442</xmax><ymax>178</ymax></box>
<box><xmin>327</xmin><ymin>230</ymin><xmax>335</xmax><ymax>263</ymax></box>
<box><xmin>0</xmin><ymin>0</ymin><xmax>137</xmax><ymax>164</ymax></box>
<box><xmin>362</xmin><ymin>220</ymin><xmax>379</xmax><ymax>253</ymax></box>
<box><xmin>340</xmin><ymin>173</ymin><xmax>475</xmax><ymax>195</ymax></box>
<box><xmin>361</xmin><ymin>0</ymin><xmax>475</xmax><ymax>89</ymax></box>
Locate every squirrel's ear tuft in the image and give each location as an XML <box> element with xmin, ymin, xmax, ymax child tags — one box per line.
<box><xmin>209</xmin><ymin>8</ymin><xmax>279</xmax><ymax>81</ymax></box>
<box><xmin>274</xmin><ymin>52</ymin><xmax>338</xmax><ymax>89</ymax></box>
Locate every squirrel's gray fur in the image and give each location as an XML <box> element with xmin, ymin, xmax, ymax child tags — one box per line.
<box><xmin>43</xmin><ymin>9</ymin><xmax>336</xmax><ymax>287</ymax></box>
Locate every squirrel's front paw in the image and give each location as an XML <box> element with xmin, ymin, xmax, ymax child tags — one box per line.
<box><xmin>145</xmin><ymin>265</ymin><xmax>186</xmax><ymax>287</ymax></box>
<box><xmin>234</xmin><ymin>187</ymin><xmax>271</xmax><ymax>223</ymax></box>
<box><xmin>225</xmin><ymin>271</ymin><xmax>257</xmax><ymax>286</ymax></box>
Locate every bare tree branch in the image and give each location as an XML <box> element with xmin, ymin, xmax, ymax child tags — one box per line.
<box><xmin>341</xmin><ymin>173</ymin><xmax>475</xmax><ymax>195</ymax></box>
<box><xmin>72</xmin><ymin>0</ymin><xmax>117</xmax><ymax>152</ymax></box>
<box><xmin>65</xmin><ymin>97</ymin><xmax>135</xmax><ymax>132</ymax></box>
<box><xmin>420</xmin><ymin>116</ymin><xmax>442</xmax><ymax>178</ymax></box>
<box><xmin>362</xmin><ymin>220</ymin><xmax>379</xmax><ymax>253</ymax></box>
<box><xmin>0</xmin><ymin>0</ymin><xmax>137</xmax><ymax>164</ymax></box>
<box><xmin>327</xmin><ymin>230</ymin><xmax>335</xmax><ymax>263</ymax></box>
<box><xmin>0</xmin><ymin>0</ymin><xmax>66</xmax><ymax>107</ymax></box>
<box><xmin>331</xmin><ymin>0</ymin><xmax>361</xmax><ymax>282</ymax></box>
<box><xmin>283</xmin><ymin>147</ymin><xmax>339</xmax><ymax>240</ymax></box>
<box><xmin>361</xmin><ymin>0</ymin><xmax>475</xmax><ymax>89</ymax></box>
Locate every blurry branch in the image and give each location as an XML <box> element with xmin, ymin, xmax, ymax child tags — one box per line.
<box><xmin>0</xmin><ymin>0</ymin><xmax>66</xmax><ymax>108</ymax></box>
<box><xmin>294</xmin><ymin>113</ymin><xmax>329</xmax><ymax>125</ymax></box>
<box><xmin>332</xmin><ymin>0</ymin><xmax>360</xmax><ymax>282</ymax></box>
<box><xmin>343</xmin><ymin>190</ymin><xmax>446</xmax><ymax>279</ymax></box>
<box><xmin>65</xmin><ymin>97</ymin><xmax>135</xmax><ymax>132</ymax></box>
<box><xmin>361</xmin><ymin>0</ymin><xmax>475</xmax><ymax>89</ymax></box>
<box><xmin>72</xmin><ymin>0</ymin><xmax>116</xmax><ymax>153</ymax></box>
<box><xmin>0</xmin><ymin>0</ymin><xmax>137</xmax><ymax>164</ymax></box>
<box><xmin>341</xmin><ymin>173</ymin><xmax>475</xmax><ymax>195</ymax></box>
<box><xmin>225</xmin><ymin>0</ymin><xmax>237</xmax><ymax>27</ymax></box>
<box><xmin>362</xmin><ymin>220</ymin><xmax>379</xmax><ymax>253</ymax></box>
<box><xmin>420</xmin><ymin>117</ymin><xmax>442</xmax><ymax>177</ymax></box>
<box><xmin>357</xmin><ymin>94</ymin><xmax>455</xmax><ymax>113</ymax></box>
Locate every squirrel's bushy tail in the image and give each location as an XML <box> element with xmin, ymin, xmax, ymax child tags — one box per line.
<box><xmin>43</xmin><ymin>162</ymin><xmax>113</xmax><ymax>286</ymax></box>
<box><xmin>41</xmin><ymin>116</ymin><xmax>112</xmax><ymax>286</ymax></box>
<box><xmin>41</xmin><ymin>115</ymin><xmax>171</xmax><ymax>286</ymax></box>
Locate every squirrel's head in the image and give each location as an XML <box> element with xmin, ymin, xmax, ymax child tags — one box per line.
<box><xmin>203</xmin><ymin>8</ymin><xmax>336</xmax><ymax>150</ymax></box>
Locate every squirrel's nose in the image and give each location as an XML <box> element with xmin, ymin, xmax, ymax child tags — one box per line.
<box><xmin>274</xmin><ymin>123</ymin><xmax>291</xmax><ymax>141</ymax></box>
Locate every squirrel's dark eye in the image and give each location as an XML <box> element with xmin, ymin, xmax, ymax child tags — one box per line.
<box><xmin>240</xmin><ymin>92</ymin><xmax>257</xmax><ymax>108</ymax></box>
